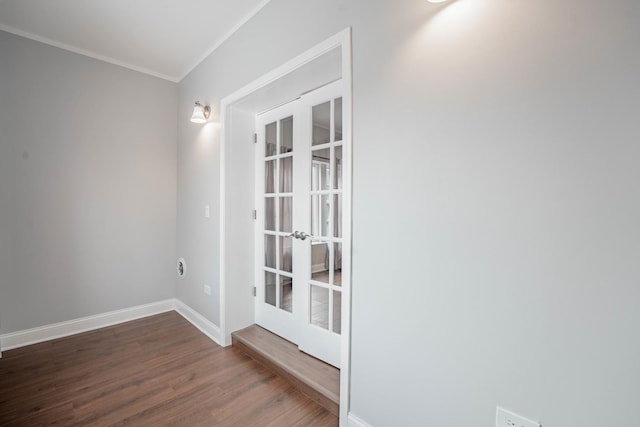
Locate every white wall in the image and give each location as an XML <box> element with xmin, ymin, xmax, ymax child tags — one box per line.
<box><xmin>178</xmin><ymin>0</ymin><xmax>640</xmax><ymax>426</ymax></box>
<box><xmin>350</xmin><ymin>1</ymin><xmax>640</xmax><ymax>426</ymax></box>
<box><xmin>0</xmin><ymin>31</ymin><xmax>178</xmax><ymax>334</ymax></box>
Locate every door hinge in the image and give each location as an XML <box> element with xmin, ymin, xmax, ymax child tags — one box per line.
<box><xmin>253</xmin><ymin>133</ymin><xmax>257</xmax><ymax>144</ymax></box>
<box><xmin>252</xmin><ymin>209</ymin><xmax>257</xmax><ymax>220</ymax></box>
<box><xmin>252</xmin><ymin>286</ymin><xmax>257</xmax><ymax>297</ymax></box>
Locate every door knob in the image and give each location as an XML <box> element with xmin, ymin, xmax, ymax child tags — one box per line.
<box><xmin>289</xmin><ymin>230</ymin><xmax>316</xmax><ymax>241</ymax></box>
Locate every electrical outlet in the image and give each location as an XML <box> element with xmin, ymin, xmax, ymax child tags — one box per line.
<box><xmin>496</xmin><ymin>407</ymin><xmax>541</xmax><ymax>427</ymax></box>
<box><xmin>204</xmin><ymin>205</ymin><xmax>210</xmax><ymax>218</ymax></box>
<box><xmin>203</xmin><ymin>284</ymin><xmax>211</xmax><ymax>295</ymax></box>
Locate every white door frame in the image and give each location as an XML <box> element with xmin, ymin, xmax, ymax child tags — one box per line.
<box><xmin>219</xmin><ymin>28</ymin><xmax>352</xmax><ymax>425</ymax></box>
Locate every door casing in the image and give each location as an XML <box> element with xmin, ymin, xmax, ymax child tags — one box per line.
<box><xmin>219</xmin><ymin>28</ymin><xmax>352</xmax><ymax>425</ymax></box>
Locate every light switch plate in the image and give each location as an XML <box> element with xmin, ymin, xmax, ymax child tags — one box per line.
<box><xmin>204</xmin><ymin>284</ymin><xmax>211</xmax><ymax>295</ymax></box>
<box><xmin>496</xmin><ymin>407</ymin><xmax>541</xmax><ymax>427</ymax></box>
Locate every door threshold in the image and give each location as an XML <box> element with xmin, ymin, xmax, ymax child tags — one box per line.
<box><xmin>231</xmin><ymin>324</ymin><xmax>339</xmax><ymax>415</ymax></box>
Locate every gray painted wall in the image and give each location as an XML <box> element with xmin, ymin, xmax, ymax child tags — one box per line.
<box><xmin>0</xmin><ymin>31</ymin><xmax>178</xmax><ymax>333</ymax></box>
<box><xmin>178</xmin><ymin>0</ymin><xmax>640</xmax><ymax>426</ymax></box>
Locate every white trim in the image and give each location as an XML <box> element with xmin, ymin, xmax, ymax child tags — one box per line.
<box><xmin>348</xmin><ymin>413</ymin><xmax>373</xmax><ymax>427</ymax></box>
<box><xmin>177</xmin><ymin>0</ymin><xmax>273</xmax><ymax>82</ymax></box>
<box><xmin>0</xmin><ymin>299</ymin><xmax>223</xmax><ymax>352</ymax></box>
<box><xmin>0</xmin><ymin>24</ymin><xmax>178</xmax><ymax>82</ymax></box>
<box><xmin>339</xmin><ymin>26</ymin><xmax>354</xmax><ymax>427</ymax></box>
<box><xmin>0</xmin><ymin>299</ymin><xmax>175</xmax><ymax>351</ymax></box>
<box><xmin>173</xmin><ymin>299</ymin><xmax>222</xmax><ymax>345</ymax></box>
<box><xmin>219</xmin><ymin>29</ymin><xmax>350</xmax><ymax>107</ymax></box>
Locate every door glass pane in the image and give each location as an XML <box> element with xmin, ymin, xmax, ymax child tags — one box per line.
<box><xmin>312</xmin><ymin>101</ymin><xmax>330</xmax><ymax>146</ymax></box>
<box><xmin>311</xmin><ymin>241</ymin><xmax>330</xmax><ymax>283</ymax></box>
<box><xmin>280</xmin><ymin>116</ymin><xmax>293</xmax><ymax>153</ymax></box>
<box><xmin>265</xmin><ymin>160</ymin><xmax>276</xmax><ymax>193</ymax></box>
<box><xmin>264</xmin><ymin>234</ymin><xmax>276</xmax><ymax>269</ymax></box>
<box><xmin>333</xmin><ymin>242</ymin><xmax>342</xmax><ymax>286</ymax></box>
<box><xmin>265</xmin><ymin>198</ymin><xmax>275</xmax><ymax>231</ymax></box>
<box><xmin>333</xmin><ymin>290</ymin><xmax>342</xmax><ymax>334</ymax></box>
<box><xmin>279</xmin><ymin>236</ymin><xmax>292</xmax><ymax>273</ymax></box>
<box><xmin>321</xmin><ymin>195</ymin><xmax>330</xmax><ymax>236</ymax></box>
<box><xmin>333</xmin><ymin>146</ymin><xmax>342</xmax><ymax>190</ymax></box>
<box><xmin>265</xmin><ymin>122</ymin><xmax>277</xmax><ymax>156</ymax></box>
<box><xmin>334</xmin><ymin>97</ymin><xmax>342</xmax><ymax>142</ymax></box>
<box><xmin>311</xmin><ymin>148</ymin><xmax>330</xmax><ymax>191</ymax></box>
<box><xmin>279</xmin><ymin>197</ymin><xmax>292</xmax><ymax>232</ymax></box>
<box><xmin>310</xmin><ymin>285</ymin><xmax>329</xmax><ymax>330</ymax></box>
<box><xmin>280</xmin><ymin>275</ymin><xmax>293</xmax><ymax>313</ymax></box>
<box><xmin>333</xmin><ymin>194</ymin><xmax>342</xmax><ymax>238</ymax></box>
<box><xmin>279</xmin><ymin>157</ymin><xmax>293</xmax><ymax>193</ymax></box>
<box><xmin>310</xmin><ymin>195</ymin><xmax>330</xmax><ymax>237</ymax></box>
<box><xmin>265</xmin><ymin>271</ymin><xmax>276</xmax><ymax>307</ymax></box>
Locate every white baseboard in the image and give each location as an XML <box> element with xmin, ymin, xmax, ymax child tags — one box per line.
<box><xmin>174</xmin><ymin>299</ymin><xmax>222</xmax><ymax>345</ymax></box>
<box><xmin>0</xmin><ymin>299</ymin><xmax>175</xmax><ymax>352</ymax></box>
<box><xmin>0</xmin><ymin>299</ymin><xmax>223</xmax><ymax>353</ymax></box>
<box><xmin>348</xmin><ymin>413</ymin><xmax>373</xmax><ymax>427</ymax></box>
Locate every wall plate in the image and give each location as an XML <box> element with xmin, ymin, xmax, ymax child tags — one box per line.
<box><xmin>496</xmin><ymin>406</ymin><xmax>541</xmax><ymax>427</ymax></box>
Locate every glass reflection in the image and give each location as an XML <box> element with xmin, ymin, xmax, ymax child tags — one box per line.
<box><xmin>311</xmin><ymin>148</ymin><xmax>330</xmax><ymax>191</ymax></box>
<box><xmin>279</xmin><ymin>236</ymin><xmax>292</xmax><ymax>273</ymax></box>
<box><xmin>311</xmin><ymin>241</ymin><xmax>330</xmax><ymax>283</ymax></box>
<box><xmin>264</xmin><ymin>197</ymin><xmax>275</xmax><ymax>231</ymax></box>
<box><xmin>312</xmin><ymin>101</ymin><xmax>331</xmax><ymax>145</ymax></box>
<box><xmin>264</xmin><ymin>234</ymin><xmax>276</xmax><ymax>269</ymax></box>
<box><xmin>334</xmin><ymin>98</ymin><xmax>342</xmax><ymax>141</ymax></box>
<box><xmin>333</xmin><ymin>290</ymin><xmax>342</xmax><ymax>334</ymax></box>
<box><xmin>265</xmin><ymin>122</ymin><xmax>277</xmax><ymax>156</ymax></box>
<box><xmin>280</xmin><ymin>157</ymin><xmax>293</xmax><ymax>193</ymax></box>
<box><xmin>265</xmin><ymin>271</ymin><xmax>276</xmax><ymax>307</ymax></box>
<box><xmin>333</xmin><ymin>145</ymin><xmax>342</xmax><ymax>190</ymax></box>
<box><xmin>280</xmin><ymin>116</ymin><xmax>293</xmax><ymax>153</ymax></box>
<box><xmin>279</xmin><ymin>197</ymin><xmax>292</xmax><ymax>232</ymax></box>
<box><xmin>265</xmin><ymin>160</ymin><xmax>276</xmax><ymax>193</ymax></box>
<box><xmin>311</xmin><ymin>195</ymin><xmax>330</xmax><ymax>237</ymax></box>
<box><xmin>310</xmin><ymin>285</ymin><xmax>329</xmax><ymax>329</ymax></box>
<box><xmin>280</xmin><ymin>275</ymin><xmax>293</xmax><ymax>313</ymax></box>
<box><xmin>333</xmin><ymin>242</ymin><xmax>342</xmax><ymax>286</ymax></box>
<box><xmin>333</xmin><ymin>193</ymin><xmax>342</xmax><ymax>238</ymax></box>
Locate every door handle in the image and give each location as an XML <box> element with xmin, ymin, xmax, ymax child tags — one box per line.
<box><xmin>289</xmin><ymin>231</ymin><xmax>317</xmax><ymax>241</ymax></box>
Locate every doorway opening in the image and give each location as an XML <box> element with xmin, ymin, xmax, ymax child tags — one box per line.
<box><xmin>255</xmin><ymin>80</ymin><xmax>344</xmax><ymax>368</ymax></box>
<box><xmin>218</xmin><ymin>28</ymin><xmax>352</xmax><ymax>422</ymax></box>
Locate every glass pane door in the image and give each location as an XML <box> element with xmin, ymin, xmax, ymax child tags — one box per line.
<box><xmin>255</xmin><ymin>101</ymin><xmax>301</xmax><ymax>345</ymax></box>
<box><xmin>254</xmin><ymin>80</ymin><xmax>344</xmax><ymax>368</ymax></box>
<box><xmin>295</xmin><ymin>80</ymin><xmax>344</xmax><ymax>368</ymax></box>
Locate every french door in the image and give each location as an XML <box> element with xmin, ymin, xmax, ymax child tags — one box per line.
<box><xmin>255</xmin><ymin>80</ymin><xmax>344</xmax><ymax>367</ymax></box>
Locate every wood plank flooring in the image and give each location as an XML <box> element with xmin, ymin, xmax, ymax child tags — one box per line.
<box><xmin>232</xmin><ymin>325</ymin><xmax>339</xmax><ymax>416</ymax></box>
<box><xmin>0</xmin><ymin>312</ymin><xmax>338</xmax><ymax>426</ymax></box>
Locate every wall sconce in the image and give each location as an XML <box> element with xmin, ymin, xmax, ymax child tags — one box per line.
<box><xmin>190</xmin><ymin>101</ymin><xmax>211</xmax><ymax>123</ymax></box>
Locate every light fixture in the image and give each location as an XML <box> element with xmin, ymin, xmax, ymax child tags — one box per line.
<box><xmin>190</xmin><ymin>101</ymin><xmax>211</xmax><ymax>123</ymax></box>
<box><xmin>427</xmin><ymin>0</ymin><xmax>448</xmax><ymax>3</ymax></box>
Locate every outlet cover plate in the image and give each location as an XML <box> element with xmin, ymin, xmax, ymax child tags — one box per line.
<box><xmin>496</xmin><ymin>407</ymin><xmax>541</xmax><ymax>427</ymax></box>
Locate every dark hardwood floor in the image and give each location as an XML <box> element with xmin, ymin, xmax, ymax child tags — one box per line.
<box><xmin>232</xmin><ymin>325</ymin><xmax>339</xmax><ymax>416</ymax></box>
<box><xmin>0</xmin><ymin>311</ymin><xmax>338</xmax><ymax>426</ymax></box>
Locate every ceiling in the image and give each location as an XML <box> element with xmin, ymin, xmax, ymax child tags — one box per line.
<box><xmin>0</xmin><ymin>0</ymin><xmax>270</xmax><ymax>82</ymax></box>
